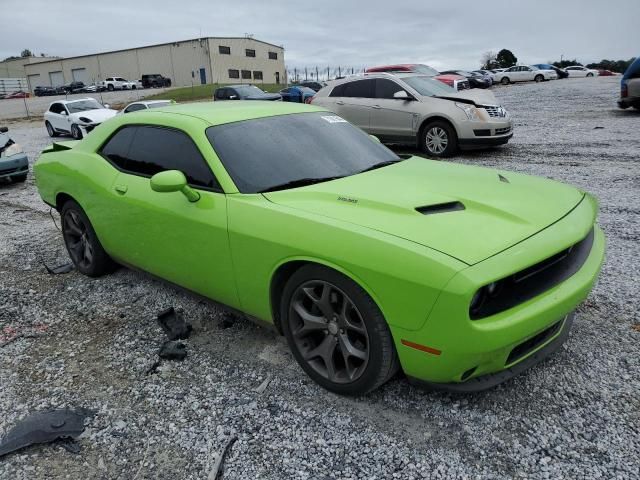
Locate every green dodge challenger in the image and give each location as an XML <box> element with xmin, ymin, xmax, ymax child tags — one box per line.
<box><xmin>34</xmin><ymin>102</ymin><xmax>605</xmax><ymax>395</ymax></box>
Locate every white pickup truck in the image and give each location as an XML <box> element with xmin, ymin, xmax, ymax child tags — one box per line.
<box><xmin>98</xmin><ymin>77</ymin><xmax>142</xmax><ymax>91</ymax></box>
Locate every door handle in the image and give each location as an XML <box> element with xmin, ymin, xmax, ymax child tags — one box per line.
<box><xmin>372</xmin><ymin>105</ymin><xmax>381</xmax><ymax>109</ymax></box>
<box><xmin>114</xmin><ymin>184</ymin><xmax>128</xmax><ymax>194</ymax></box>
<box><xmin>336</xmin><ymin>101</ymin><xmax>344</xmax><ymax>105</ymax></box>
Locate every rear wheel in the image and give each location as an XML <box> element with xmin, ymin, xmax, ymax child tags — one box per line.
<box><xmin>534</xmin><ymin>74</ymin><xmax>544</xmax><ymax>83</ymax></box>
<box><xmin>420</xmin><ymin>120</ymin><xmax>458</xmax><ymax>158</ymax></box>
<box><xmin>107</xmin><ymin>84</ymin><xmax>114</xmax><ymax>91</ymax></box>
<box><xmin>281</xmin><ymin>265</ymin><xmax>398</xmax><ymax>395</ymax></box>
<box><xmin>61</xmin><ymin>200</ymin><xmax>115</xmax><ymax>277</ymax></box>
<box><xmin>501</xmin><ymin>77</ymin><xmax>510</xmax><ymax>85</ymax></box>
<box><xmin>587</xmin><ymin>73</ymin><xmax>594</xmax><ymax>77</ymax></box>
<box><xmin>45</xmin><ymin>121</ymin><xmax>58</xmax><ymax>137</ymax></box>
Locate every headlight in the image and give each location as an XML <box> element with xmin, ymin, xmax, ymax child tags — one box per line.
<box><xmin>78</xmin><ymin>117</ymin><xmax>93</xmax><ymax>124</ymax></box>
<box><xmin>455</xmin><ymin>102</ymin><xmax>481</xmax><ymax>121</ymax></box>
<box><xmin>1</xmin><ymin>143</ymin><xmax>23</xmax><ymax>157</ymax></box>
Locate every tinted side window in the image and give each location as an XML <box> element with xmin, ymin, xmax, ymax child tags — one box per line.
<box><xmin>329</xmin><ymin>83</ymin><xmax>346</xmax><ymax>97</ymax></box>
<box><xmin>100</xmin><ymin>126</ymin><xmax>137</xmax><ymax>170</ymax></box>
<box><xmin>126</xmin><ymin>126</ymin><xmax>220</xmax><ymax>190</ymax></box>
<box><xmin>375</xmin><ymin>79</ymin><xmax>404</xmax><ymax>99</ymax></box>
<box><xmin>342</xmin><ymin>79</ymin><xmax>375</xmax><ymax>98</ymax></box>
<box><xmin>124</xmin><ymin>104</ymin><xmax>146</xmax><ymax>113</ymax></box>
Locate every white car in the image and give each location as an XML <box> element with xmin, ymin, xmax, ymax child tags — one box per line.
<box><xmin>98</xmin><ymin>77</ymin><xmax>140</xmax><ymax>91</ymax></box>
<box><xmin>564</xmin><ymin>66</ymin><xmax>599</xmax><ymax>77</ymax></box>
<box><xmin>495</xmin><ymin>65</ymin><xmax>558</xmax><ymax>84</ymax></box>
<box><xmin>44</xmin><ymin>98</ymin><xmax>118</xmax><ymax>139</ymax></box>
<box><xmin>117</xmin><ymin>100</ymin><xmax>175</xmax><ymax>114</ymax></box>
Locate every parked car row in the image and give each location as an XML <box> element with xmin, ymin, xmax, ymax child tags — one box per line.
<box><xmin>32</xmin><ymin>74</ymin><xmax>172</xmax><ymax>97</ymax></box>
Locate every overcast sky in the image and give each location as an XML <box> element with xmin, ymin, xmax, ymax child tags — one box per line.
<box><xmin>3</xmin><ymin>0</ymin><xmax>638</xmax><ymax>71</ymax></box>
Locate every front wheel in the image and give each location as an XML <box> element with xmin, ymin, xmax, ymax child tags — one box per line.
<box><xmin>45</xmin><ymin>121</ymin><xmax>58</xmax><ymax>137</ymax></box>
<box><xmin>61</xmin><ymin>200</ymin><xmax>115</xmax><ymax>277</ymax></box>
<box><xmin>107</xmin><ymin>84</ymin><xmax>114</xmax><ymax>91</ymax></box>
<box><xmin>71</xmin><ymin>124</ymin><xmax>83</xmax><ymax>140</ymax></box>
<box><xmin>535</xmin><ymin>75</ymin><xmax>544</xmax><ymax>83</ymax></box>
<box><xmin>420</xmin><ymin>121</ymin><xmax>458</xmax><ymax>158</ymax></box>
<box><xmin>281</xmin><ymin>265</ymin><xmax>398</xmax><ymax>395</ymax></box>
<box><xmin>501</xmin><ymin>77</ymin><xmax>510</xmax><ymax>85</ymax></box>
<box><xmin>587</xmin><ymin>73</ymin><xmax>594</xmax><ymax>77</ymax></box>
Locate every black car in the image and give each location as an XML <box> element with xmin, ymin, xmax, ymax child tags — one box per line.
<box><xmin>141</xmin><ymin>74</ymin><xmax>172</xmax><ymax>88</ymax></box>
<box><xmin>34</xmin><ymin>86</ymin><xmax>60</xmax><ymax>96</ymax></box>
<box><xmin>297</xmin><ymin>80</ymin><xmax>325</xmax><ymax>92</ymax></box>
<box><xmin>532</xmin><ymin>64</ymin><xmax>569</xmax><ymax>79</ymax></box>
<box><xmin>63</xmin><ymin>81</ymin><xmax>86</xmax><ymax>94</ymax></box>
<box><xmin>214</xmin><ymin>84</ymin><xmax>281</xmax><ymax>101</ymax></box>
<box><xmin>441</xmin><ymin>70</ymin><xmax>492</xmax><ymax>89</ymax></box>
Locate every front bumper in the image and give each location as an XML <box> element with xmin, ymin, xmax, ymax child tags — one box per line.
<box><xmin>458</xmin><ymin>118</ymin><xmax>513</xmax><ymax>149</ymax></box>
<box><xmin>391</xmin><ymin>195</ymin><xmax>605</xmax><ymax>390</ymax></box>
<box><xmin>0</xmin><ymin>153</ymin><xmax>29</xmax><ymax>179</ymax></box>
<box><xmin>79</xmin><ymin>123</ymin><xmax>101</xmax><ymax>135</ymax></box>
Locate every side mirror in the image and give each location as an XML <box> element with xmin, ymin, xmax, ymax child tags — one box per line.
<box><xmin>369</xmin><ymin>134</ymin><xmax>381</xmax><ymax>143</ymax></box>
<box><xmin>393</xmin><ymin>90</ymin><xmax>411</xmax><ymax>100</ymax></box>
<box><xmin>60</xmin><ymin>110</ymin><xmax>68</xmax><ymax>116</ymax></box>
<box><xmin>150</xmin><ymin>170</ymin><xmax>200</xmax><ymax>202</ymax></box>
<box><xmin>0</xmin><ymin>127</ymin><xmax>8</xmax><ymax>133</ymax></box>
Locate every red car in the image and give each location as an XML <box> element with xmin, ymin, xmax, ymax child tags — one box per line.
<box><xmin>597</xmin><ymin>69</ymin><xmax>617</xmax><ymax>76</ymax></box>
<box><xmin>3</xmin><ymin>91</ymin><xmax>30</xmax><ymax>99</ymax></box>
<box><xmin>365</xmin><ymin>64</ymin><xmax>471</xmax><ymax>90</ymax></box>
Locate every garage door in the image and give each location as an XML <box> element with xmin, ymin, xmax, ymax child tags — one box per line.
<box><xmin>72</xmin><ymin>68</ymin><xmax>88</xmax><ymax>83</ymax></box>
<box><xmin>27</xmin><ymin>74</ymin><xmax>41</xmax><ymax>89</ymax></box>
<box><xmin>49</xmin><ymin>71</ymin><xmax>64</xmax><ymax>86</ymax></box>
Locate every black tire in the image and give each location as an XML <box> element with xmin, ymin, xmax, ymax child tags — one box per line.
<box><xmin>45</xmin><ymin>121</ymin><xmax>58</xmax><ymax>137</ymax></box>
<box><xmin>12</xmin><ymin>174</ymin><xmax>27</xmax><ymax>183</ymax></box>
<box><xmin>281</xmin><ymin>264</ymin><xmax>399</xmax><ymax>395</ymax></box>
<box><xmin>61</xmin><ymin>200</ymin><xmax>115</xmax><ymax>277</ymax></box>
<box><xmin>586</xmin><ymin>73</ymin><xmax>594</xmax><ymax>77</ymax></box>
<box><xmin>71</xmin><ymin>124</ymin><xmax>83</xmax><ymax>140</ymax></box>
<box><xmin>420</xmin><ymin>120</ymin><xmax>458</xmax><ymax>158</ymax></box>
<box><xmin>107</xmin><ymin>84</ymin><xmax>114</xmax><ymax>91</ymax></box>
<box><xmin>534</xmin><ymin>74</ymin><xmax>544</xmax><ymax>83</ymax></box>
<box><xmin>501</xmin><ymin>77</ymin><xmax>510</xmax><ymax>85</ymax></box>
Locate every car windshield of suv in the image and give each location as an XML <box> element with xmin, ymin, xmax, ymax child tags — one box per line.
<box><xmin>401</xmin><ymin>75</ymin><xmax>456</xmax><ymax>96</ymax></box>
<box><xmin>235</xmin><ymin>86</ymin><xmax>266</xmax><ymax>96</ymax></box>
<box><xmin>206</xmin><ymin>111</ymin><xmax>400</xmax><ymax>193</ymax></box>
<box><xmin>66</xmin><ymin>99</ymin><xmax>104</xmax><ymax>113</ymax></box>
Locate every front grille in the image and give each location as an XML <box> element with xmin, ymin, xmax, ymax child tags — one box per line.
<box><xmin>495</xmin><ymin>127</ymin><xmax>511</xmax><ymax>135</ymax></box>
<box><xmin>506</xmin><ymin>319</ymin><xmax>563</xmax><ymax>365</ymax></box>
<box><xmin>474</xmin><ymin>129</ymin><xmax>490</xmax><ymax>136</ymax></box>
<box><xmin>484</xmin><ymin>106</ymin><xmax>507</xmax><ymax>118</ymax></box>
<box><xmin>470</xmin><ymin>227</ymin><xmax>594</xmax><ymax>319</ymax></box>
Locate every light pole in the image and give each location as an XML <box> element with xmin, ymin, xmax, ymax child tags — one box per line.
<box><xmin>560</xmin><ymin>54</ymin><xmax>564</xmax><ymax>65</ymax></box>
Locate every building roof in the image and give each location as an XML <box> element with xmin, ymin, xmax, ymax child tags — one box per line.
<box><xmin>22</xmin><ymin>37</ymin><xmax>284</xmax><ymax>67</ymax></box>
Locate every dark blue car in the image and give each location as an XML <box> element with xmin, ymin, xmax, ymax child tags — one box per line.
<box><xmin>279</xmin><ymin>86</ymin><xmax>316</xmax><ymax>103</ymax></box>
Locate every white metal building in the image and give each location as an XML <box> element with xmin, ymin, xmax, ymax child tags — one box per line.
<box><xmin>22</xmin><ymin>37</ymin><xmax>285</xmax><ymax>92</ymax></box>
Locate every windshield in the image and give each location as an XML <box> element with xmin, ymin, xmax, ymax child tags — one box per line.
<box><xmin>147</xmin><ymin>101</ymin><xmax>172</xmax><ymax>109</ymax></box>
<box><xmin>206</xmin><ymin>112</ymin><xmax>400</xmax><ymax>193</ymax></box>
<box><xmin>235</xmin><ymin>85</ymin><xmax>266</xmax><ymax>96</ymax></box>
<box><xmin>412</xmin><ymin>65</ymin><xmax>439</xmax><ymax>76</ymax></box>
<box><xmin>66</xmin><ymin>99</ymin><xmax>104</xmax><ymax>113</ymax></box>
<box><xmin>401</xmin><ymin>75</ymin><xmax>456</xmax><ymax>96</ymax></box>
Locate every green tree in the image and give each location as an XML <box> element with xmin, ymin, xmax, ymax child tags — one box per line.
<box><xmin>21</xmin><ymin>49</ymin><xmax>33</xmax><ymax>57</ymax></box>
<box><xmin>552</xmin><ymin>59</ymin><xmax>582</xmax><ymax>69</ymax></box>
<box><xmin>480</xmin><ymin>51</ymin><xmax>498</xmax><ymax>70</ymax></box>
<box><xmin>496</xmin><ymin>49</ymin><xmax>517</xmax><ymax>68</ymax></box>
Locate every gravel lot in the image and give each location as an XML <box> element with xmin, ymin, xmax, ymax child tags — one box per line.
<box><xmin>1</xmin><ymin>76</ymin><xmax>638</xmax><ymax>479</ymax></box>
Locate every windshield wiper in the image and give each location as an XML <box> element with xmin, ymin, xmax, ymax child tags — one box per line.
<box><xmin>258</xmin><ymin>176</ymin><xmax>344</xmax><ymax>193</ymax></box>
<box><xmin>356</xmin><ymin>159</ymin><xmax>403</xmax><ymax>174</ymax></box>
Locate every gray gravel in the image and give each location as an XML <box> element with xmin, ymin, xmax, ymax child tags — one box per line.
<box><xmin>1</xmin><ymin>76</ymin><xmax>639</xmax><ymax>479</ymax></box>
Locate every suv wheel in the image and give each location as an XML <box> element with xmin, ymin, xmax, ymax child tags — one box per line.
<box><xmin>45</xmin><ymin>121</ymin><xmax>58</xmax><ymax>137</ymax></box>
<box><xmin>107</xmin><ymin>84</ymin><xmax>114</xmax><ymax>91</ymax></box>
<box><xmin>281</xmin><ymin>265</ymin><xmax>399</xmax><ymax>395</ymax></box>
<box><xmin>421</xmin><ymin>121</ymin><xmax>458</xmax><ymax>158</ymax></box>
<box><xmin>71</xmin><ymin>124</ymin><xmax>83</xmax><ymax>140</ymax></box>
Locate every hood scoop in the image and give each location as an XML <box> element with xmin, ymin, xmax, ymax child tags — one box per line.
<box><xmin>416</xmin><ymin>201</ymin><xmax>465</xmax><ymax>215</ymax></box>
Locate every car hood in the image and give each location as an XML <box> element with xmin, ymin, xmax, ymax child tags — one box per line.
<box><xmin>70</xmin><ymin>108</ymin><xmax>117</xmax><ymax>122</ymax></box>
<box><xmin>263</xmin><ymin>157</ymin><xmax>583</xmax><ymax>265</ymax></box>
<box><xmin>430</xmin><ymin>88</ymin><xmax>501</xmax><ymax>106</ymax></box>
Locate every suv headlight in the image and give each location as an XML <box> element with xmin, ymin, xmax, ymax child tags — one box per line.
<box><xmin>455</xmin><ymin>102</ymin><xmax>481</xmax><ymax>121</ymax></box>
<box><xmin>1</xmin><ymin>143</ymin><xmax>23</xmax><ymax>157</ymax></box>
<box><xmin>78</xmin><ymin>117</ymin><xmax>93</xmax><ymax>124</ymax></box>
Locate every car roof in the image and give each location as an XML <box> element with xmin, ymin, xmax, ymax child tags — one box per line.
<box><xmin>54</xmin><ymin>98</ymin><xmax>96</xmax><ymax>105</ymax></box>
<box><xmin>150</xmin><ymin>101</ymin><xmax>327</xmax><ymax>126</ymax></box>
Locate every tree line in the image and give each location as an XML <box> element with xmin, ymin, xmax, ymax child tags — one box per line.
<box><xmin>481</xmin><ymin>49</ymin><xmax>635</xmax><ymax>73</ymax></box>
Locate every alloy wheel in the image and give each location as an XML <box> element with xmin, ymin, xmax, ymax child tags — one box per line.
<box><xmin>288</xmin><ymin>280</ymin><xmax>370</xmax><ymax>384</ymax></box>
<box><xmin>63</xmin><ymin>210</ymin><xmax>93</xmax><ymax>269</ymax></box>
<box><xmin>426</xmin><ymin>127</ymin><xmax>448</xmax><ymax>154</ymax></box>
<box><xmin>46</xmin><ymin>123</ymin><xmax>54</xmax><ymax>137</ymax></box>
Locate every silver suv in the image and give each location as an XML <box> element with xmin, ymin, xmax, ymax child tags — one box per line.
<box><xmin>312</xmin><ymin>73</ymin><xmax>513</xmax><ymax>157</ymax></box>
